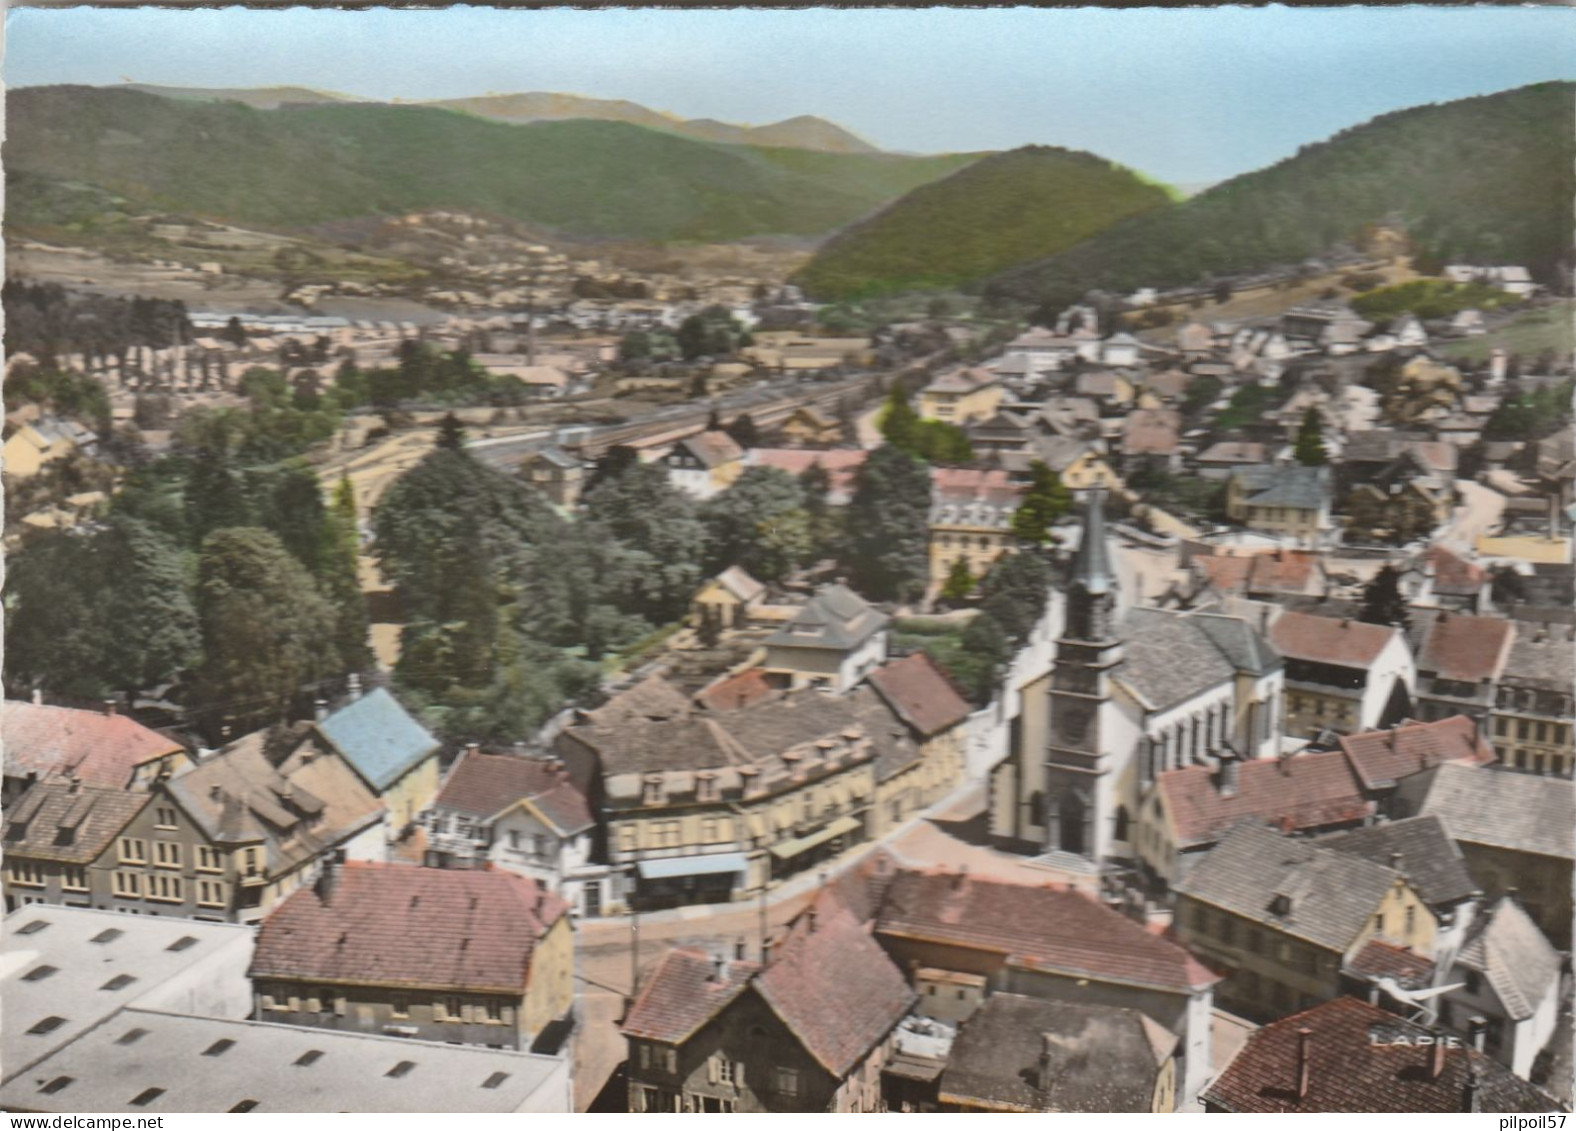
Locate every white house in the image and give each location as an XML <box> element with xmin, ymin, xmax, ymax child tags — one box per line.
<box><xmin>1439</xmin><ymin>896</ymin><xmax>1562</xmax><ymax>1080</ymax></box>
<box><xmin>763</xmin><ymin>584</ymin><xmax>890</xmax><ymax>694</ymax></box>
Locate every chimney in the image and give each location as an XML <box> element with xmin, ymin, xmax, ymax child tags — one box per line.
<box><xmin>314</xmin><ymin>698</ymin><xmax>329</xmax><ymax>723</ymax></box>
<box><xmin>102</xmin><ymin>698</ymin><xmax>117</xmax><ymax>716</ymax></box>
<box><xmin>347</xmin><ymin>673</ymin><xmax>363</xmax><ymax>701</ymax></box>
<box><xmin>734</xmin><ymin>937</ymin><xmax>747</xmax><ymax>962</ymax></box>
<box><xmin>1295</xmin><ymin>1028</ymin><xmax>1312</xmax><ymax>1100</ymax></box>
<box><xmin>1389</xmin><ymin>850</ymin><xmax>1404</xmax><ymax>872</ymax></box>
<box><xmin>314</xmin><ymin>850</ymin><xmax>343</xmax><ymax>904</ymax></box>
<box><xmin>1038</xmin><ymin>1033</ymin><xmax>1057</xmax><ymax>1094</ymax></box>
<box><xmin>710</xmin><ymin>953</ymin><xmax>729</xmax><ymax>983</ymax></box>
<box><xmin>67</xmin><ymin>774</ymin><xmax>81</xmax><ymax>794</ymax></box>
<box><xmin>209</xmin><ymin>784</ymin><xmax>223</xmax><ymax>800</ymax></box>
<box><xmin>1218</xmin><ymin>754</ymin><xmax>1239</xmax><ymax>798</ymax></box>
<box><xmin>31</xmin><ymin>688</ymin><xmax>42</xmax><ymax>706</ymax></box>
<box><xmin>464</xmin><ymin>742</ymin><xmax>480</xmax><ymax>758</ymax></box>
<box><xmin>806</xmin><ymin>908</ymin><xmax>818</xmax><ymax>934</ymax></box>
<box><xmin>1468</xmin><ymin>1016</ymin><xmax>1487</xmax><ymax>1053</ymax></box>
<box><xmin>1463</xmin><ymin>1063</ymin><xmax>1482</xmax><ymax>1113</ymax></box>
<box><xmin>1429</xmin><ymin>1032</ymin><xmax>1447</xmax><ymax>1081</ymax></box>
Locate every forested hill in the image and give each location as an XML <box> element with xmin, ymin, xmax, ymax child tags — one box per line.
<box><xmin>5</xmin><ymin>86</ymin><xmax>979</xmax><ymax>244</ymax></box>
<box><xmin>985</xmin><ymin>83</ymin><xmax>1575</xmax><ymax>310</ymax></box>
<box><xmin>792</xmin><ymin>146</ymin><xmax>1173</xmax><ymax>301</ymax></box>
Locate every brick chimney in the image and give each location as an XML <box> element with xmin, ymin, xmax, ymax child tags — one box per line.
<box><xmin>1296</xmin><ymin>1028</ymin><xmax>1313</xmax><ymax>1100</ymax></box>
<box><xmin>1218</xmin><ymin>753</ymin><xmax>1239</xmax><ymax>798</ymax></box>
<box><xmin>314</xmin><ymin>849</ymin><xmax>345</xmax><ymax>904</ymax></box>
<box><xmin>1038</xmin><ymin>1033</ymin><xmax>1057</xmax><ymax>1094</ymax></box>
<box><xmin>1429</xmin><ymin>1033</ymin><xmax>1447</xmax><ymax>1081</ymax></box>
<box><xmin>102</xmin><ymin>698</ymin><xmax>117</xmax><ymax>717</ymax></box>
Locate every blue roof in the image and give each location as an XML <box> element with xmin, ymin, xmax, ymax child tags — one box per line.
<box><xmin>318</xmin><ymin>688</ymin><xmax>439</xmax><ymax>791</ymax></box>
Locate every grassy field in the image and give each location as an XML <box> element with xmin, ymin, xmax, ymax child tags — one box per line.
<box><xmin>1438</xmin><ymin>301</ymin><xmax>1574</xmax><ymax>364</ymax></box>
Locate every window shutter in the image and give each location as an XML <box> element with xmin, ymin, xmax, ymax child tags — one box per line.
<box><xmin>734</xmin><ymin>1062</ymin><xmax>745</xmax><ymax>1089</ymax></box>
<box><xmin>334</xmin><ymin>995</ymin><xmax>346</xmax><ymax>1017</ymax></box>
<box><xmin>666</xmin><ymin>1047</ymin><xmax>677</xmax><ymax>1074</ymax></box>
<box><xmin>461</xmin><ymin>1002</ymin><xmax>474</xmax><ymax>1023</ymax></box>
<box><xmin>707</xmin><ymin>1056</ymin><xmax>718</xmax><ymax>1084</ymax></box>
<box><xmin>260</xmin><ymin>994</ymin><xmax>275</xmax><ymax>1011</ymax></box>
<box><xmin>638</xmin><ymin>1044</ymin><xmax>650</xmax><ymax>1070</ymax></box>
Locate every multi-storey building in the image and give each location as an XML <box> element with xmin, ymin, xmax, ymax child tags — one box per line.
<box><xmin>1490</xmin><ymin>621</ymin><xmax>1574</xmax><ymax>777</ymax></box>
<box><xmin>1269</xmin><ymin>611</ymin><xmax>1415</xmax><ymax>738</ymax></box>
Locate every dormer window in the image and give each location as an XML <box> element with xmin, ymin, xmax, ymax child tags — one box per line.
<box><xmin>643</xmin><ymin>776</ymin><xmax>665</xmax><ymax>806</ymax></box>
<box><xmin>696</xmin><ymin>773</ymin><xmax>719</xmax><ymax>803</ymax></box>
<box><xmin>1270</xmin><ymin>894</ymin><xmax>1292</xmax><ymax>918</ymax></box>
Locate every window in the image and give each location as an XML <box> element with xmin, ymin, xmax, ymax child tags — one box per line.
<box><xmin>295</xmin><ymin>1050</ymin><xmax>324</xmax><ymax>1067</ymax></box>
<box><xmin>155</xmin><ymin>807</ymin><xmax>179</xmax><ymax>829</ymax></box>
<box><xmin>317</xmin><ymin>989</ymin><xmax>337</xmax><ymax>1014</ymax></box>
<box><xmin>196</xmin><ymin>846</ymin><xmax>223</xmax><ymax>873</ymax></box>
<box><xmin>485</xmin><ymin>999</ymin><xmax>505</xmax><ymax>1022</ymax></box>
<box><xmin>701</xmin><ymin>817</ymin><xmax>719</xmax><ymax>843</ymax></box>
<box><xmin>390</xmin><ymin>995</ymin><xmax>410</xmax><ymax>1019</ymax></box>
<box><xmin>715</xmin><ymin>1056</ymin><xmax>734</xmax><ymax>1086</ymax></box>
<box><xmin>130</xmin><ymin>1088</ymin><xmax>165</xmax><ymax>1107</ymax></box>
<box><xmin>61</xmin><ymin>865</ymin><xmax>88</xmax><ymax>891</ymax></box>
<box><xmin>147</xmin><ymin>874</ymin><xmax>183</xmax><ymax>903</ymax></box>
<box><xmin>643</xmin><ymin>778</ymin><xmax>666</xmax><ymax>806</ymax></box>
<box><xmin>112</xmin><ymin>871</ymin><xmax>143</xmax><ymax>899</ymax></box>
<box><xmin>118</xmin><ymin>838</ymin><xmax>147</xmax><ymax>864</ymax></box>
<box><xmin>8</xmin><ymin>859</ymin><xmax>45</xmax><ymax>886</ymax></box>
<box><xmin>508</xmin><ymin>830</ymin><xmax>522</xmax><ymax>851</ymax></box>
<box><xmin>775</xmin><ymin>1067</ymin><xmax>799</xmax><ymax>1097</ymax></box>
<box><xmin>1220</xmin><ymin>915</ymin><xmax>1236</xmax><ymax>946</ymax></box>
<box><xmin>23</xmin><ymin>965</ymin><xmax>58</xmax><ymax>982</ymax></box>
<box><xmin>240</xmin><ymin>847</ymin><xmax>262</xmax><ymax>877</ymax></box>
<box><xmin>197</xmin><ymin>880</ymin><xmax>228</xmax><ymax>907</ymax></box>
<box><xmin>386</xmin><ymin>1061</ymin><xmax>416</xmax><ymax>1079</ymax></box>
<box><xmin>1405</xmin><ymin>905</ymin><xmax>1417</xmax><ymax>937</ymax></box>
<box><xmin>154</xmin><ymin>841</ymin><xmax>181</xmax><ymax>869</ymax></box>
<box><xmin>101</xmin><ymin>974</ymin><xmax>138</xmax><ymax>992</ymax></box>
<box><xmin>697</xmin><ymin>775</ymin><xmax>719</xmax><ymax>803</ymax></box>
<box><xmin>204</xmin><ymin>1039</ymin><xmax>236</xmax><ymax>1057</ymax></box>
<box><xmin>617</xmin><ymin>825</ymin><xmax>638</xmax><ymax>854</ymax></box>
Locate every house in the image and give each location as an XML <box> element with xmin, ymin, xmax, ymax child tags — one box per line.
<box><xmin>1002</xmin><ymin>326</ymin><xmax>1079</xmax><ymax>374</ymax></box>
<box><xmin>2</xmin><ymin>699</ymin><xmax>190</xmax><ymax>803</ymax></box>
<box><xmin>313</xmin><ymin>685</ymin><xmax>442</xmax><ymax>836</ymax></box>
<box><xmin>744</xmin><ymin>448</ymin><xmax>867</xmax><ymax>507</ymax></box>
<box><xmin>249</xmin><ymin>860</ymin><xmax>573</xmax><ymax>1052</ymax></box>
<box><xmin>964</xmin><ymin>409</ymin><xmax>1035</xmax><ymax>457</ymax></box>
<box><xmin>0</xmin><ymin>1006</ymin><xmax>570</xmax><ymax>1113</ymax></box>
<box><xmin>1438</xmin><ymin>896</ymin><xmax>1562</xmax><ymax>1080</ymax></box>
<box><xmin>1202</xmin><ymin>996</ymin><xmax>1560</xmax><ymax>1113</ymax></box>
<box><xmin>1491</xmin><ymin>622</ymin><xmax>1575</xmax><ymax>777</ymax></box>
<box><xmin>863</xmin><ymin>653</ymin><xmax>973</xmax><ymax>837</ymax></box>
<box><xmin>1120</xmin><ymin>408</ymin><xmax>1182</xmax><ymax>472</ymax></box>
<box><xmin>1100</xmin><ymin>332</ymin><xmax>1144</xmax><ymax>368</ymax></box>
<box><xmin>1412</xmin><ymin>545</ymin><xmax>1488</xmax><ymax>613</ymax></box>
<box><xmin>1336</xmin><ymin>715</ymin><xmax>1496</xmax><ymax>819</ymax></box>
<box><xmin>3</xmin><ymin>724</ymin><xmax>386</xmax><ymax>923</ymax></box>
<box><xmin>2</xmin><ymin>415</ymin><xmax>97</xmax><ymax>479</ymax></box>
<box><xmin>690</xmin><ymin>566</ymin><xmax>767</xmax><ymax>634</ymax></box>
<box><xmin>927</xmin><ymin>468</ymin><xmax>1022</xmax><ymax>590</ymax></box>
<box><xmin>991</xmin><ymin>493</ymin><xmax>1284</xmax><ymax>866</ymax></box>
<box><xmin>1189</xmin><ymin>548</ymin><xmax>1326</xmax><ymax>601</ymax></box>
<box><xmin>1394</xmin><ymin>314</ymin><xmax>1429</xmax><ymax>348</ymax></box>
<box><xmin>518</xmin><ymin>445</ymin><xmax>585</xmax><ymax>508</ymax></box>
<box><xmin>556</xmin><ymin>686</ymin><xmax>878</xmax><ymax>909</ymax></box>
<box><xmin>1174</xmin><ymin>821</ymin><xmax>1437</xmax><ymax>1023</ymax></box>
<box><xmin>0</xmin><ymin>905</ymin><xmax>256</xmax><ymax>1088</ymax></box>
<box><xmin>661</xmin><ymin>430</ymin><xmax>745</xmax><ymax>500</ymax></box>
<box><xmin>776</xmin><ymin>405</ymin><xmax>843</xmax><ymax>447</ymax></box>
<box><xmin>763</xmin><ymin>584</ymin><xmax>889</xmax><ymax>693</ymax></box>
<box><xmin>871</xmin><ymin>868</ymin><xmax>1219</xmax><ymax>1106</ymax></box>
<box><xmin>1409</xmin><ymin>610</ymin><xmax>1515</xmax><ymax>732</ymax></box>
<box><xmin>1138</xmin><ymin>749</ymin><xmax>1372</xmax><ymax>888</ymax></box>
<box><xmin>1174</xmin><ymin>322</ymin><xmax>1216</xmax><ymax>359</ymax></box>
<box><xmin>1319</xmin><ymin>815</ymin><xmax>1481</xmax><ymax>972</ymax></box>
<box><xmin>1072</xmin><ymin>368</ymin><xmax>1136</xmax><ymax>410</ymax></box>
<box><xmin>421</xmin><ymin>748</ymin><xmax>604</xmax><ymax>918</ymax></box>
<box><xmin>1225</xmin><ymin>464</ymin><xmax>1334</xmax><ymax>547</ymax></box>
<box><xmin>621</xmin><ymin>899</ymin><xmax>915</xmax><ymax>1112</ymax></box>
<box><xmin>936</xmin><ymin>993</ymin><xmax>1177</xmax><ymax>1113</ymax></box>
<box><xmin>1269</xmin><ymin>611</ymin><xmax>1414</xmax><ymax>738</ymax></box>
<box><xmin>1193</xmin><ymin>441</ymin><xmax>1266</xmax><ymax>480</ymax></box>
<box><xmin>1397</xmin><ymin>762</ymin><xmax>1572</xmax><ymax>948</ymax></box>
<box><xmin>916</xmin><ymin>368</ymin><xmax>1004</xmax><ymax>425</ymax></box>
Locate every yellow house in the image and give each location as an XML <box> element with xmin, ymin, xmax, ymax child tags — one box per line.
<box><xmin>917</xmin><ymin>368</ymin><xmax>1004</xmax><ymax>425</ymax></box>
<box><xmin>928</xmin><ymin>468</ymin><xmax>1022</xmax><ymax>590</ymax></box>
<box><xmin>690</xmin><ymin>566</ymin><xmax>767</xmax><ymax>632</ymax></box>
<box><xmin>863</xmin><ymin>652</ymin><xmax>973</xmax><ymax>835</ymax></box>
<box><xmin>1174</xmin><ymin>821</ymin><xmax>1436</xmax><ymax>1022</ymax></box>
<box><xmin>778</xmin><ymin>405</ymin><xmax>844</xmax><ymax>447</ymax></box>
<box><xmin>314</xmin><ymin>685</ymin><xmax>442</xmax><ymax>838</ymax></box>
<box><xmin>660</xmin><ymin>430</ymin><xmax>745</xmax><ymax>501</ymax></box>
<box><xmin>1057</xmin><ymin>449</ymin><xmax>1123</xmax><ymax>492</ymax></box>
<box><xmin>1225</xmin><ymin>464</ymin><xmax>1333</xmax><ymax>547</ymax></box>
<box><xmin>3</xmin><ymin>416</ymin><xmax>94</xmax><ymax>479</ymax></box>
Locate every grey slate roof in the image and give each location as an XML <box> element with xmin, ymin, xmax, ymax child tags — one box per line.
<box><xmin>1401</xmin><ymin>763</ymin><xmax>1574</xmax><ymax>861</ymax></box>
<box><xmin>766</xmin><ymin>584</ymin><xmax>888</xmax><ymax>651</ymax></box>
<box><xmin>1233</xmin><ymin>464</ymin><xmax>1330</xmax><ymax>510</ymax></box>
<box><xmin>1116</xmin><ymin>608</ymin><xmax>1275</xmax><ymax>713</ymax></box>
<box><xmin>1069</xmin><ymin>489</ymin><xmax>1115</xmax><ymax>596</ymax></box>
<box><xmin>1501</xmin><ymin>624</ymin><xmax>1575</xmax><ymax>692</ymax></box>
<box><xmin>316</xmin><ymin>688</ymin><xmax>440</xmax><ymax>792</ymax></box>
<box><xmin>938</xmin><ymin>993</ymin><xmax>1172</xmax><ymax>1113</ymax></box>
<box><xmin>1176</xmin><ymin>821</ymin><xmax>1405</xmax><ymax>954</ymax></box>
<box><xmin>1455</xmin><ymin>896</ymin><xmax>1560</xmax><ymax>1022</ymax></box>
<box><xmin>1318</xmin><ymin>816</ymin><xmax>1478</xmax><ymax>910</ymax></box>
<box><xmin>1188</xmin><ymin>612</ymin><xmax>1282</xmax><ymax>676</ymax></box>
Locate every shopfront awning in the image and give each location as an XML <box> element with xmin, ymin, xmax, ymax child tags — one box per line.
<box><xmin>768</xmin><ymin>815</ymin><xmax>862</xmax><ymax>860</ymax></box>
<box><xmin>636</xmin><ymin>853</ymin><xmax>749</xmax><ymax>881</ymax></box>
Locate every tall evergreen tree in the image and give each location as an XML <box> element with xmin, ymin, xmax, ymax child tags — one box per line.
<box><xmin>847</xmin><ymin>444</ymin><xmax>932</xmax><ymax>602</ymax></box>
<box><xmin>1010</xmin><ymin>461</ymin><xmax>1073</xmax><ymax>544</ymax></box>
<box><xmin>1357</xmin><ymin>564</ymin><xmax>1410</xmax><ymax>630</ymax></box>
<box><xmin>1294</xmin><ymin>406</ymin><xmax>1329</xmax><ymax>466</ymax></box>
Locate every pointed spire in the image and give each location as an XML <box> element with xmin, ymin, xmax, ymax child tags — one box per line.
<box><xmin>1070</xmin><ymin>488</ymin><xmax>1115</xmax><ymax>596</ymax></box>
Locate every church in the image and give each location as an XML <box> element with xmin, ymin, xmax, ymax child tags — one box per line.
<box><xmin>990</xmin><ymin>491</ymin><xmax>1285</xmax><ymax>872</ymax></box>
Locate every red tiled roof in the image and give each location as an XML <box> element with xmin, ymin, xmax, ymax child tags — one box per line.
<box><xmin>679</xmin><ymin>430</ymin><xmax>744</xmax><ymax>468</ymax></box>
<box><xmin>930</xmin><ymin>466</ymin><xmax>1021</xmax><ymax>500</ymax></box>
<box><xmin>1424</xmin><ymin>546</ymin><xmax>1485</xmax><ymax>597</ymax></box>
<box><xmin>249</xmin><ymin>862</ymin><xmax>567</xmax><ymax>993</ymax></box>
<box><xmin>1337</xmin><ymin>716</ymin><xmax>1496</xmax><ymax>790</ymax></box>
<box><xmin>1203</xmin><ymin>996</ymin><xmax>1555</xmax><ymax>1113</ymax></box>
<box><xmin>697</xmin><ymin>668</ymin><xmax>776</xmax><ymax>712</ymax></box>
<box><xmin>867</xmin><ymin>652</ymin><xmax>973</xmax><ymax>738</ymax></box>
<box><xmin>748</xmin><ymin>449</ymin><xmax>867</xmax><ymax>500</ymax></box>
<box><xmin>622</xmin><ymin>948</ymin><xmax>758</xmax><ymax>1045</ymax></box>
<box><xmin>1123</xmin><ymin>409</ymin><xmax>1181</xmax><ymax>455</ymax></box>
<box><xmin>1248</xmin><ymin>551</ymin><xmax>1320</xmax><ymax>594</ymax></box>
<box><xmin>1269</xmin><ymin>611</ymin><xmax>1396</xmax><ymax>667</ymax></box>
<box><xmin>1345</xmin><ymin>939</ymin><xmax>1435</xmax><ymax>989</ymax></box>
<box><xmin>876</xmin><ymin>871</ymin><xmax>1218</xmax><ymax>993</ymax></box>
<box><xmin>1417</xmin><ymin>613</ymin><xmax>1514</xmax><ymax>682</ymax></box>
<box><xmin>1158</xmin><ymin>752</ymin><xmax>1372</xmax><ymax>849</ymax></box>
<box><xmin>3</xmin><ymin>700</ymin><xmax>184</xmax><ymax>789</ymax></box>
<box><xmin>433</xmin><ymin>749</ymin><xmax>568</xmax><ymax>820</ymax></box>
<box><xmin>1195</xmin><ymin>555</ymin><xmax>1255</xmax><ymax>593</ymax></box>
<box><xmin>755</xmin><ymin>900</ymin><xmax>917</xmax><ymax>1077</ymax></box>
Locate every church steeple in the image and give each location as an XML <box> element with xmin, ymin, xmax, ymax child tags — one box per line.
<box><xmin>1066</xmin><ymin>488</ymin><xmax>1118</xmax><ymax>641</ymax></box>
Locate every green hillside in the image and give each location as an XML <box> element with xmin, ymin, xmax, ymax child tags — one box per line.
<box><xmin>5</xmin><ymin>86</ymin><xmax>979</xmax><ymax>244</ymax></box>
<box><xmin>792</xmin><ymin>146</ymin><xmax>1173</xmax><ymax>301</ymax></box>
<box><xmin>985</xmin><ymin>83</ymin><xmax>1575</xmax><ymax>310</ymax></box>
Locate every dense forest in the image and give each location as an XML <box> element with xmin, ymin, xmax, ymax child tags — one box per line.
<box><xmin>793</xmin><ymin>147</ymin><xmax>1172</xmax><ymax>301</ymax></box>
<box><xmin>985</xmin><ymin>83</ymin><xmax>1574</xmax><ymax>311</ymax></box>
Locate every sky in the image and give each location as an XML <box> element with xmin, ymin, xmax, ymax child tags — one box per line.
<box><xmin>6</xmin><ymin>6</ymin><xmax>1574</xmax><ymax>185</ymax></box>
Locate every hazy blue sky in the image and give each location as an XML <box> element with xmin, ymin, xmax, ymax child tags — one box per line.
<box><xmin>7</xmin><ymin>6</ymin><xmax>1573</xmax><ymax>184</ymax></box>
